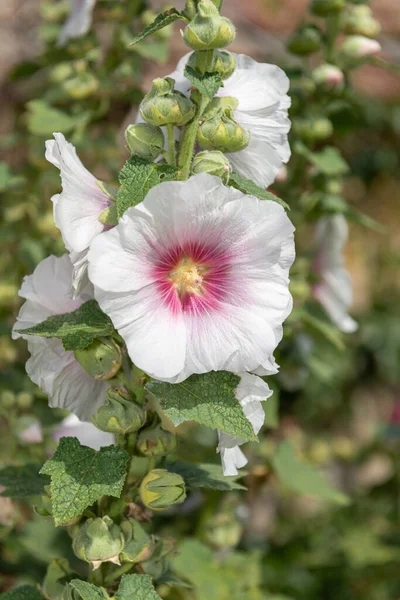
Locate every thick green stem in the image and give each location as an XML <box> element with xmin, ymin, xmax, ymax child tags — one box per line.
<box><xmin>166</xmin><ymin>124</ymin><xmax>176</xmax><ymax>166</ymax></box>
<box><xmin>89</xmin><ymin>565</ymin><xmax>104</xmax><ymax>586</ymax></box>
<box><xmin>325</xmin><ymin>14</ymin><xmax>340</xmax><ymax>63</ymax></box>
<box><xmin>104</xmin><ymin>561</ymin><xmax>135</xmax><ymax>584</ymax></box>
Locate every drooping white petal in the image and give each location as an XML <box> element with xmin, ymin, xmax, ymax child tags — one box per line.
<box><xmin>53</xmin><ymin>414</ymin><xmax>114</xmax><ymax>449</ymax></box>
<box><xmin>58</xmin><ymin>0</ymin><xmax>97</xmax><ymax>46</ymax></box>
<box><xmin>217</xmin><ymin>373</ymin><xmax>273</xmax><ymax>476</ymax></box>
<box><xmin>313</xmin><ymin>215</ymin><xmax>358</xmax><ymax>333</ymax></box>
<box><xmin>13</xmin><ymin>255</ymin><xmax>108</xmax><ymax>420</ymax></box>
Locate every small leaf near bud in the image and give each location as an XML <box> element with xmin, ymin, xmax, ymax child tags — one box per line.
<box><xmin>140</xmin><ymin>77</ymin><xmax>196</xmax><ymax>127</ymax></box>
<box><xmin>192</xmin><ymin>150</ymin><xmax>232</xmax><ymax>183</ymax></box>
<box><xmin>183</xmin><ymin>0</ymin><xmax>235</xmax><ymax>51</ymax></box>
<box><xmin>310</xmin><ymin>0</ymin><xmax>345</xmax><ymax>16</ymax></box>
<box><xmin>287</xmin><ymin>25</ymin><xmax>322</xmax><ymax>55</ymax></box>
<box><xmin>91</xmin><ymin>387</ymin><xmax>146</xmax><ymax>435</ymax></box>
<box><xmin>125</xmin><ymin>123</ymin><xmax>165</xmax><ymax>160</ymax></box>
<box><xmin>73</xmin><ymin>338</ymin><xmax>122</xmax><ymax>380</ymax></box>
<box><xmin>136</xmin><ymin>414</ymin><xmax>177</xmax><ymax>457</ymax></box>
<box><xmin>120</xmin><ymin>519</ymin><xmax>155</xmax><ymax>563</ymax></box>
<box><xmin>72</xmin><ymin>516</ymin><xmax>125</xmax><ymax>569</ymax></box>
<box><xmin>139</xmin><ymin>469</ymin><xmax>186</xmax><ymax>511</ymax></box>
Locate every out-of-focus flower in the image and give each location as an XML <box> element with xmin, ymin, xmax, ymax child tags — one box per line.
<box><xmin>338</xmin><ymin>35</ymin><xmax>381</xmax><ymax>62</ymax></box>
<box><xmin>45</xmin><ymin>133</ymin><xmax>114</xmax><ymax>297</ymax></box>
<box><xmin>58</xmin><ymin>0</ymin><xmax>97</xmax><ymax>47</ymax></box>
<box><xmin>217</xmin><ymin>373</ymin><xmax>272</xmax><ymax>475</ymax></box>
<box><xmin>88</xmin><ymin>174</ymin><xmax>295</xmax><ymax>383</ymax></box>
<box><xmin>313</xmin><ymin>215</ymin><xmax>358</xmax><ymax>333</ymax></box>
<box><xmin>13</xmin><ymin>255</ymin><xmax>109</xmax><ymax>420</ymax></box>
<box><xmin>53</xmin><ymin>414</ymin><xmax>114</xmax><ymax>449</ymax></box>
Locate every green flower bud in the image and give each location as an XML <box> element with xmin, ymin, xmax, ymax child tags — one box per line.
<box><xmin>1</xmin><ymin>390</ymin><xmax>16</xmax><ymax>408</ymax></box>
<box><xmin>125</xmin><ymin>123</ymin><xmax>165</xmax><ymax>159</ymax></box>
<box><xmin>192</xmin><ymin>150</ymin><xmax>232</xmax><ymax>183</ymax></box>
<box><xmin>204</xmin><ymin>512</ymin><xmax>243</xmax><ymax>550</ymax></box>
<box><xmin>312</xmin><ymin>64</ymin><xmax>345</xmax><ymax>92</ymax></box>
<box><xmin>140</xmin><ymin>78</ymin><xmax>196</xmax><ymax>127</ymax></box>
<box><xmin>294</xmin><ymin>117</ymin><xmax>333</xmax><ymax>143</ymax></box>
<box><xmin>341</xmin><ymin>6</ymin><xmax>381</xmax><ymax>38</ymax></box>
<box><xmin>72</xmin><ymin>516</ymin><xmax>124</xmax><ymax>570</ymax></box>
<box><xmin>310</xmin><ymin>0</ymin><xmax>345</xmax><ymax>16</ymax></box>
<box><xmin>183</xmin><ymin>0</ymin><xmax>236</xmax><ymax>51</ymax></box>
<box><xmin>141</xmin><ymin>537</ymin><xmax>177</xmax><ymax>579</ymax></box>
<box><xmin>287</xmin><ymin>26</ymin><xmax>322</xmax><ymax>55</ymax></box>
<box><xmin>50</xmin><ymin>62</ymin><xmax>74</xmax><ymax>83</ymax></box>
<box><xmin>73</xmin><ymin>338</ymin><xmax>122</xmax><ymax>380</ymax></box>
<box><xmin>197</xmin><ymin>97</ymin><xmax>250</xmax><ymax>153</ymax></box>
<box><xmin>139</xmin><ymin>469</ymin><xmax>186</xmax><ymax>511</ymax></box>
<box><xmin>91</xmin><ymin>387</ymin><xmax>146</xmax><ymax>434</ymax></box>
<box><xmin>136</xmin><ymin>414</ymin><xmax>177</xmax><ymax>457</ymax></box>
<box><xmin>16</xmin><ymin>392</ymin><xmax>33</xmax><ymax>409</ymax></box>
<box><xmin>338</xmin><ymin>35</ymin><xmax>381</xmax><ymax>63</ymax></box>
<box><xmin>62</xmin><ymin>73</ymin><xmax>99</xmax><ymax>100</ymax></box>
<box><xmin>120</xmin><ymin>519</ymin><xmax>155</xmax><ymax>563</ymax></box>
<box><xmin>213</xmin><ymin>50</ymin><xmax>236</xmax><ymax>80</ymax></box>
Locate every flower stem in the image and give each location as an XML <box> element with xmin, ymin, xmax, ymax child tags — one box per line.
<box><xmin>166</xmin><ymin>124</ymin><xmax>176</xmax><ymax>166</ymax></box>
<box><xmin>89</xmin><ymin>564</ymin><xmax>104</xmax><ymax>586</ymax></box>
<box><xmin>104</xmin><ymin>561</ymin><xmax>135</xmax><ymax>584</ymax></box>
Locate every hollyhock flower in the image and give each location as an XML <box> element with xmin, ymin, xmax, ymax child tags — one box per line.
<box><xmin>313</xmin><ymin>215</ymin><xmax>357</xmax><ymax>333</ymax></box>
<box><xmin>12</xmin><ymin>255</ymin><xmax>108</xmax><ymax>420</ymax></box>
<box><xmin>45</xmin><ymin>133</ymin><xmax>113</xmax><ymax>297</ymax></box>
<box><xmin>166</xmin><ymin>53</ymin><xmax>291</xmax><ymax>188</ymax></box>
<box><xmin>218</xmin><ymin>373</ymin><xmax>273</xmax><ymax>475</ymax></box>
<box><xmin>53</xmin><ymin>414</ymin><xmax>114</xmax><ymax>449</ymax></box>
<box><xmin>88</xmin><ymin>173</ymin><xmax>295</xmax><ymax>383</ymax></box>
<box><xmin>58</xmin><ymin>0</ymin><xmax>97</xmax><ymax>46</ymax></box>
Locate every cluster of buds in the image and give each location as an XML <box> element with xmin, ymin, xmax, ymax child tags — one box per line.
<box><xmin>182</xmin><ymin>0</ymin><xmax>235</xmax><ymax>50</ymax></box>
<box><xmin>140</xmin><ymin>77</ymin><xmax>196</xmax><ymax>127</ymax></box>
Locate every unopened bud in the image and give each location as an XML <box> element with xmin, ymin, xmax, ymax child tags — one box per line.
<box><xmin>310</xmin><ymin>0</ymin><xmax>345</xmax><ymax>16</ymax></box>
<box><xmin>139</xmin><ymin>469</ymin><xmax>186</xmax><ymax>511</ymax></box>
<box><xmin>1</xmin><ymin>390</ymin><xmax>16</xmax><ymax>408</ymax></box>
<box><xmin>338</xmin><ymin>35</ymin><xmax>381</xmax><ymax>62</ymax></box>
<box><xmin>120</xmin><ymin>519</ymin><xmax>155</xmax><ymax>563</ymax></box>
<box><xmin>192</xmin><ymin>150</ymin><xmax>232</xmax><ymax>183</ymax></box>
<box><xmin>91</xmin><ymin>387</ymin><xmax>146</xmax><ymax>434</ymax></box>
<box><xmin>341</xmin><ymin>6</ymin><xmax>381</xmax><ymax>38</ymax></box>
<box><xmin>136</xmin><ymin>414</ymin><xmax>177</xmax><ymax>457</ymax></box>
<box><xmin>213</xmin><ymin>50</ymin><xmax>236</xmax><ymax>80</ymax></box>
<box><xmin>287</xmin><ymin>26</ymin><xmax>322</xmax><ymax>55</ymax></box>
<box><xmin>204</xmin><ymin>512</ymin><xmax>243</xmax><ymax>550</ymax></box>
<box><xmin>50</xmin><ymin>62</ymin><xmax>74</xmax><ymax>83</ymax></box>
<box><xmin>141</xmin><ymin>537</ymin><xmax>177</xmax><ymax>579</ymax></box>
<box><xmin>16</xmin><ymin>391</ymin><xmax>33</xmax><ymax>409</ymax></box>
<box><xmin>73</xmin><ymin>516</ymin><xmax>124</xmax><ymax>570</ymax></box>
<box><xmin>183</xmin><ymin>0</ymin><xmax>235</xmax><ymax>51</ymax></box>
<box><xmin>312</xmin><ymin>64</ymin><xmax>345</xmax><ymax>91</ymax></box>
<box><xmin>294</xmin><ymin>117</ymin><xmax>333</xmax><ymax>143</ymax></box>
<box><xmin>140</xmin><ymin>78</ymin><xmax>196</xmax><ymax>127</ymax></box>
<box><xmin>197</xmin><ymin>97</ymin><xmax>250</xmax><ymax>153</ymax></box>
<box><xmin>125</xmin><ymin>123</ymin><xmax>165</xmax><ymax>159</ymax></box>
<box><xmin>62</xmin><ymin>73</ymin><xmax>99</xmax><ymax>99</ymax></box>
<box><xmin>74</xmin><ymin>338</ymin><xmax>122</xmax><ymax>380</ymax></box>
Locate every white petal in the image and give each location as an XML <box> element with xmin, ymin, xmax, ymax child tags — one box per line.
<box><xmin>54</xmin><ymin>414</ymin><xmax>114</xmax><ymax>449</ymax></box>
<box><xmin>227</xmin><ymin>137</ymin><xmax>286</xmax><ymax>189</ymax></box>
<box><xmin>218</xmin><ymin>445</ymin><xmax>248</xmax><ymax>477</ymax></box>
<box><xmin>58</xmin><ymin>0</ymin><xmax>97</xmax><ymax>46</ymax></box>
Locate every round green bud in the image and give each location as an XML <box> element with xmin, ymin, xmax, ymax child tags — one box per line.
<box><xmin>140</xmin><ymin>77</ymin><xmax>196</xmax><ymax>127</ymax></box>
<box><xmin>183</xmin><ymin>0</ymin><xmax>236</xmax><ymax>51</ymax></box>
<box><xmin>197</xmin><ymin>99</ymin><xmax>250</xmax><ymax>153</ymax></box>
<box><xmin>204</xmin><ymin>512</ymin><xmax>243</xmax><ymax>550</ymax></box>
<box><xmin>1</xmin><ymin>390</ymin><xmax>16</xmax><ymax>408</ymax></box>
<box><xmin>136</xmin><ymin>415</ymin><xmax>177</xmax><ymax>457</ymax></box>
<box><xmin>287</xmin><ymin>25</ymin><xmax>322</xmax><ymax>55</ymax></box>
<box><xmin>139</xmin><ymin>469</ymin><xmax>186</xmax><ymax>512</ymax></box>
<box><xmin>16</xmin><ymin>392</ymin><xmax>33</xmax><ymax>409</ymax></box>
<box><xmin>73</xmin><ymin>516</ymin><xmax>124</xmax><ymax>569</ymax></box>
<box><xmin>120</xmin><ymin>519</ymin><xmax>155</xmax><ymax>563</ymax></box>
<box><xmin>213</xmin><ymin>50</ymin><xmax>236</xmax><ymax>80</ymax></box>
<box><xmin>125</xmin><ymin>123</ymin><xmax>165</xmax><ymax>159</ymax></box>
<box><xmin>73</xmin><ymin>338</ymin><xmax>122</xmax><ymax>380</ymax></box>
<box><xmin>338</xmin><ymin>35</ymin><xmax>381</xmax><ymax>63</ymax></box>
<box><xmin>310</xmin><ymin>0</ymin><xmax>345</xmax><ymax>16</ymax></box>
<box><xmin>91</xmin><ymin>387</ymin><xmax>146</xmax><ymax>435</ymax></box>
<box><xmin>141</xmin><ymin>537</ymin><xmax>176</xmax><ymax>579</ymax></box>
<box><xmin>294</xmin><ymin>117</ymin><xmax>333</xmax><ymax>143</ymax></box>
<box><xmin>312</xmin><ymin>64</ymin><xmax>345</xmax><ymax>92</ymax></box>
<box><xmin>50</xmin><ymin>62</ymin><xmax>74</xmax><ymax>83</ymax></box>
<box><xmin>62</xmin><ymin>73</ymin><xmax>99</xmax><ymax>99</ymax></box>
<box><xmin>341</xmin><ymin>6</ymin><xmax>381</xmax><ymax>38</ymax></box>
<box><xmin>192</xmin><ymin>150</ymin><xmax>232</xmax><ymax>184</ymax></box>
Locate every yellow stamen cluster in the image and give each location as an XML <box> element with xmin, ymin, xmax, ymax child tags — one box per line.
<box><xmin>169</xmin><ymin>257</ymin><xmax>206</xmax><ymax>296</ymax></box>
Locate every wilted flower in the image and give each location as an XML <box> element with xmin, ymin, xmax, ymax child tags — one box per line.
<box><xmin>12</xmin><ymin>255</ymin><xmax>109</xmax><ymax>420</ymax></box>
<box><xmin>45</xmin><ymin>133</ymin><xmax>114</xmax><ymax>297</ymax></box>
<box><xmin>88</xmin><ymin>174</ymin><xmax>295</xmax><ymax>383</ymax></box>
<box><xmin>313</xmin><ymin>215</ymin><xmax>358</xmax><ymax>333</ymax></box>
<box><xmin>217</xmin><ymin>373</ymin><xmax>272</xmax><ymax>475</ymax></box>
<box><xmin>58</xmin><ymin>0</ymin><xmax>97</xmax><ymax>47</ymax></box>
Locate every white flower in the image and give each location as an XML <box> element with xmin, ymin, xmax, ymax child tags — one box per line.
<box><xmin>53</xmin><ymin>414</ymin><xmax>114</xmax><ymax>450</ymax></box>
<box><xmin>167</xmin><ymin>53</ymin><xmax>291</xmax><ymax>188</ymax></box>
<box><xmin>58</xmin><ymin>0</ymin><xmax>97</xmax><ymax>46</ymax></box>
<box><xmin>88</xmin><ymin>173</ymin><xmax>295</xmax><ymax>383</ymax></box>
<box><xmin>12</xmin><ymin>255</ymin><xmax>108</xmax><ymax>420</ymax></box>
<box><xmin>313</xmin><ymin>215</ymin><xmax>358</xmax><ymax>333</ymax></box>
<box><xmin>45</xmin><ymin>133</ymin><xmax>113</xmax><ymax>297</ymax></box>
<box><xmin>218</xmin><ymin>373</ymin><xmax>272</xmax><ymax>476</ymax></box>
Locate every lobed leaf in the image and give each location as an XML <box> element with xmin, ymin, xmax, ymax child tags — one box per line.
<box><xmin>40</xmin><ymin>438</ymin><xmax>129</xmax><ymax>526</ymax></box>
<box><xmin>115</xmin><ymin>574</ymin><xmax>162</xmax><ymax>599</ymax></box>
<box><xmin>129</xmin><ymin>8</ymin><xmax>185</xmax><ymax>46</ymax></box>
<box><xmin>229</xmin><ymin>172</ymin><xmax>290</xmax><ymax>210</ymax></box>
<box><xmin>295</xmin><ymin>142</ymin><xmax>349</xmax><ymax>176</ymax></box>
<box><xmin>184</xmin><ymin>66</ymin><xmax>223</xmax><ymax>98</ymax></box>
<box><xmin>0</xmin><ymin>464</ymin><xmax>50</xmax><ymax>497</ymax></box>
<box><xmin>147</xmin><ymin>371</ymin><xmax>257</xmax><ymax>441</ymax></box>
<box><xmin>0</xmin><ymin>586</ymin><xmax>43</xmax><ymax>600</ymax></box>
<box><xmin>16</xmin><ymin>299</ymin><xmax>115</xmax><ymax>351</ymax></box>
<box><xmin>167</xmin><ymin>461</ymin><xmax>246</xmax><ymax>491</ymax></box>
<box><xmin>69</xmin><ymin>581</ymin><xmax>109</xmax><ymax>600</ymax></box>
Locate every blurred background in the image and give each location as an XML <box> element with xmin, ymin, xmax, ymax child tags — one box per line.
<box><xmin>0</xmin><ymin>1</ymin><xmax>399</xmax><ymax>599</ymax></box>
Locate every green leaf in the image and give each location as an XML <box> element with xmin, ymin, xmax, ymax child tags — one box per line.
<box><xmin>129</xmin><ymin>8</ymin><xmax>185</xmax><ymax>46</ymax></box>
<box><xmin>43</xmin><ymin>559</ymin><xmax>73</xmax><ymax>600</ymax></box>
<box><xmin>184</xmin><ymin>66</ymin><xmax>223</xmax><ymax>98</ymax></box>
<box><xmin>229</xmin><ymin>172</ymin><xmax>290</xmax><ymax>210</ymax></box>
<box><xmin>0</xmin><ymin>162</ymin><xmax>13</xmax><ymax>192</ymax></box>
<box><xmin>26</xmin><ymin>100</ymin><xmax>90</xmax><ymax>136</ymax></box>
<box><xmin>116</xmin><ymin>155</ymin><xmax>178</xmax><ymax>218</ymax></box>
<box><xmin>115</xmin><ymin>574</ymin><xmax>162</xmax><ymax>599</ymax></box>
<box><xmin>132</xmin><ymin>39</ymin><xmax>169</xmax><ymax>64</ymax></box>
<box><xmin>69</xmin><ymin>581</ymin><xmax>109</xmax><ymax>600</ymax></box>
<box><xmin>0</xmin><ymin>586</ymin><xmax>42</xmax><ymax>600</ymax></box>
<box><xmin>301</xmin><ymin>311</ymin><xmax>345</xmax><ymax>351</ymax></box>
<box><xmin>295</xmin><ymin>143</ymin><xmax>349</xmax><ymax>176</ymax></box>
<box><xmin>263</xmin><ymin>393</ymin><xmax>279</xmax><ymax>429</ymax></box>
<box><xmin>16</xmin><ymin>299</ymin><xmax>115</xmax><ymax>351</ymax></box>
<box><xmin>147</xmin><ymin>371</ymin><xmax>257</xmax><ymax>441</ymax></box>
<box><xmin>168</xmin><ymin>461</ymin><xmax>246</xmax><ymax>490</ymax></box>
<box><xmin>0</xmin><ymin>464</ymin><xmax>50</xmax><ymax>497</ymax></box>
<box><xmin>40</xmin><ymin>438</ymin><xmax>129</xmax><ymax>526</ymax></box>
<box><xmin>271</xmin><ymin>442</ymin><xmax>350</xmax><ymax>505</ymax></box>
